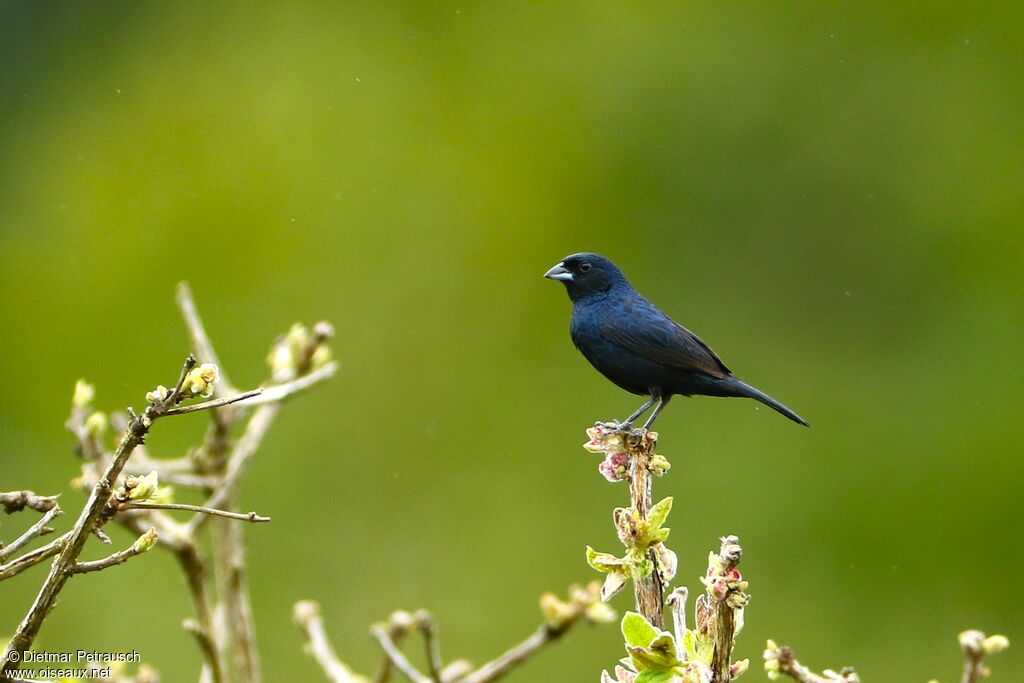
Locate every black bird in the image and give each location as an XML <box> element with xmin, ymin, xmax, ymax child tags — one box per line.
<box><xmin>545</xmin><ymin>253</ymin><xmax>808</xmax><ymax>429</ymax></box>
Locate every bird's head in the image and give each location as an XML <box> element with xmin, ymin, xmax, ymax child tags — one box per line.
<box><xmin>544</xmin><ymin>253</ymin><xmax>628</xmax><ymax>302</ymax></box>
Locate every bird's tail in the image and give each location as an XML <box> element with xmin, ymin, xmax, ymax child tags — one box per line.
<box><xmin>729</xmin><ymin>379</ymin><xmax>809</xmax><ymax>427</ymax></box>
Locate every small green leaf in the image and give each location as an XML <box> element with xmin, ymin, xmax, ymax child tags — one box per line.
<box><xmin>621</xmin><ymin>612</ymin><xmax>659</xmax><ymax>648</ymax></box>
<box><xmin>682</xmin><ymin>629</ymin><xmax>697</xmax><ymax>661</ymax></box>
<box><xmin>587</xmin><ymin>546</ymin><xmax>627</xmax><ymax>573</ymax></box>
<box><xmin>648</xmin><ymin>633</ymin><xmax>678</xmax><ymax>663</ymax></box>
<box><xmin>627</xmin><ymin>645</ymin><xmax>674</xmax><ymax>671</ymax></box>
<box><xmin>635</xmin><ymin>670</ymin><xmax>675</xmax><ymax>683</ymax></box>
<box><xmin>647</xmin><ymin>497</ymin><xmax>673</xmax><ymax>530</ymax></box>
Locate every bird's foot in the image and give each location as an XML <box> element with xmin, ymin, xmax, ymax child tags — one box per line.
<box><xmin>602</xmin><ymin>420</ymin><xmax>635</xmax><ymax>433</ymax></box>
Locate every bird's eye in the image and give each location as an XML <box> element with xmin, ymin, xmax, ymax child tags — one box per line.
<box><xmin>580</xmin><ymin>262</ymin><xmax>592</xmax><ymax>273</ymax></box>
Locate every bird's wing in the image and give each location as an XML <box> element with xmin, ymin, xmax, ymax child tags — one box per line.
<box><xmin>598</xmin><ymin>297</ymin><xmax>732</xmax><ymax>378</ymax></box>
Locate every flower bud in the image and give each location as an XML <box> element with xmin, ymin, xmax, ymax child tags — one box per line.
<box><xmin>145</xmin><ymin>385</ymin><xmax>169</xmax><ymax>404</ymax></box>
<box><xmin>183</xmin><ymin>364</ymin><xmax>219</xmax><ymax>398</ymax></box>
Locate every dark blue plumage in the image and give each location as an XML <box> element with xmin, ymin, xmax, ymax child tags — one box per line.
<box><xmin>545</xmin><ymin>253</ymin><xmax>808</xmax><ymax>428</ymax></box>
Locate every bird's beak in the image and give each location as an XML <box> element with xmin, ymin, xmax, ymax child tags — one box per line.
<box><xmin>544</xmin><ymin>262</ymin><xmax>573</xmax><ymax>281</ymax></box>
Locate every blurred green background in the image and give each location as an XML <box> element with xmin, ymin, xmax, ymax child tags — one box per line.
<box><xmin>1</xmin><ymin>2</ymin><xmax>1021</xmax><ymax>681</ymax></box>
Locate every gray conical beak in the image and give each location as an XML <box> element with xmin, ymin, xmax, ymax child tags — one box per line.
<box><xmin>544</xmin><ymin>262</ymin><xmax>573</xmax><ymax>281</ymax></box>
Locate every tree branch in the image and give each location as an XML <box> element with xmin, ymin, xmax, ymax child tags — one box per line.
<box><xmin>625</xmin><ymin>429</ymin><xmax>665</xmax><ymax>629</ymax></box>
<box><xmin>2</xmin><ymin>356</ymin><xmax>201</xmax><ymax>676</ymax></box>
<box><xmin>73</xmin><ymin>529</ymin><xmax>157</xmax><ymax>574</ymax></box>
<box><xmin>185</xmin><ymin>403</ymin><xmax>282</xmax><ymax>535</ymax></box>
<box><xmin>241</xmin><ymin>362</ymin><xmax>337</xmax><ymax>407</ymax></box>
<box><xmin>0</xmin><ymin>533</ymin><xmax>69</xmax><ymax>581</ymax></box>
<box><xmin>119</xmin><ymin>502</ymin><xmax>270</xmax><ymax>523</ymax></box>
<box><xmin>0</xmin><ymin>506</ymin><xmax>62</xmax><ymax>562</ymax></box>
<box><xmin>763</xmin><ymin>641</ymin><xmax>860</xmax><ymax>683</ymax></box>
<box><xmin>1</xmin><ymin>491</ymin><xmax>59</xmax><ymax>515</ymax></box>
<box><xmin>461</xmin><ymin>625</ymin><xmax>559</xmax><ymax>683</ymax></box>
<box><xmin>164</xmin><ymin>388</ymin><xmax>264</xmax><ymax>416</ymax></box>
<box><xmin>293</xmin><ymin>601</ymin><xmax>364</xmax><ymax>683</ymax></box>
<box><xmin>371</xmin><ymin>623</ymin><xmax>431</xmax><ymax>683</ymax></box>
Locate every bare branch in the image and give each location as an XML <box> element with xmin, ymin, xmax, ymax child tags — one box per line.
<box><xmin>240</xmin><ymin>361</ymin><xmax>337</xmax><ymax>406</ymax></box>
<box><xmin>120</xmin><ymin>502</ymin><xmax>270</xmax><ymax>523</ymax></box>
<box><xmin>764</xmin><ymin>642</ymin><xmax>860</xmax><ymax>683</ymax></box>
<box><xmin>0</xmin><ymin>533</ymin><xmax>68</xmax><ymax>581</ymax></box>
<box><xmin>372</xmin><ymin>623</ymin><xmax>430</xmax><ymax>683</ymax></box>
<box><xmin>1</xmin><ymin>506</ymin><xmax>62</xmax><ymax>562</ymax></box>
<box><xmin>164</xmin><ymin>388</ymin><xmax>264</xmax><ymax>416</ymax></box>
<box><xmin>294</xmin><ymin>601</ymin><xmax>364</xmax><ymax>683</ymax></box>
<box><xmin>1</xmin><ymin>491</ymin><xmax>59</xmax><ymax>515</ymax></box>
<box><xmin>461</xmin><ymin>626</ymin><xmax>556</xmax><ymax>683</ymax></box>
<box><xmin>413</xmin><ymin>611</ymin><xmax>444</xmax><ymax>683</ymax></box>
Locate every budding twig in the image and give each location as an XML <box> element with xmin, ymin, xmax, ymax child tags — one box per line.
<box><xmin>73</xmin><ymin>529</ymin><xmax>158</xmax><ymax>574</ymax></box>
<box><xmin>957</xmin><ymin>630</ymin><xmax>1010</xmax><ymax>683</ymax></box>
<box><xmin>2</xmin><ymin>355</ymin><xmax>200</xmax><ymax>676</ymax></box>
<box><xmin>119</xmin><ymin>502</ymin><xmax>270</xmax><ymax>522</ymax></box>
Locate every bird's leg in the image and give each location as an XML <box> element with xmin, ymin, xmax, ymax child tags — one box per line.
<box><xmin>615</xmin><ymin>395</ymin><xmax>656</xmax><ymax>430</ymax></box>
<box><xmin>642</xmin><ymin>395</ymin><xmax>671</xmax><ymax>430</ymax></box>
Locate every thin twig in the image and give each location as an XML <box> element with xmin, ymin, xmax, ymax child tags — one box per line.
<box><xmin>462</xmin><ymin>625</ymin><xmax>559</xmax><ymax>683</ymax></box>
<box><xmin>0</xmin><ymin>506</ymin><xmax>62</xmax><ymax>562</ymax></box>
<box><xmin>120</xmin><ymin>502</ymin><xmax>270</xmax><ymax>523</ymax></box>
<box><xmin>373</xmin><ymin>626</ymin><xmax>410</xmax><ymax>683</ymax></box>
<box><xmin>238</xmin><ymin>362</ymin><xmax>337</xmax><ymax>406</ymax></box>
<box><xmin>371</xmin><ymin>624</ymin><xmax>431</xmax><ymax>683</ymax></box>
<box><xmin>294</xmin><ymin>601</ymin><xmax>364</xmax><ymax>683</ymax></box>
<box><xmin>73</xmin><ymin>532</ymin><xmax>156</xmax><ymax>574</ymax></box>
<box><xmin>164</xmin><ymin>388</ymin><xmax>264</xmax><ymax>416</ymax></box>
<box><xmin>414</xmin><ymin>611</ymin><xmax>444</xmax><ymax>683</ymax></box>
<box><xmin>0</xmin><ymin>533</ymin><xmax>69</xmax><ymax>581</ymax></box>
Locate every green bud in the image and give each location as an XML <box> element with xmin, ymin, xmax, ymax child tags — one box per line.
<box><xmin>73</xmin><ymin>379</ymin><xmax>95</xmax><ymax>408</ymax></box>
<box><xmin>128</xmin><ymin>471</ymin><xmax>160</xmax><ymax>501</ymax></box>
<box><xmin>84</xmin><ymin>411</ymin><xmax>109</xmax><ymax>438</ymax></box>
<box><xmin>649</xmin><ymin>454</ymin><xmax>671</xmax><ymax>476</ymax></box>
<box><xmin>982</xmin><ymin>634</ymin><xmax>1009</xmax><ymax>655</ymax></box>
<box><xmin>133</xmin><ymin>527</ymin><xmax>159</xmax><ymax>553</ymax></box>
